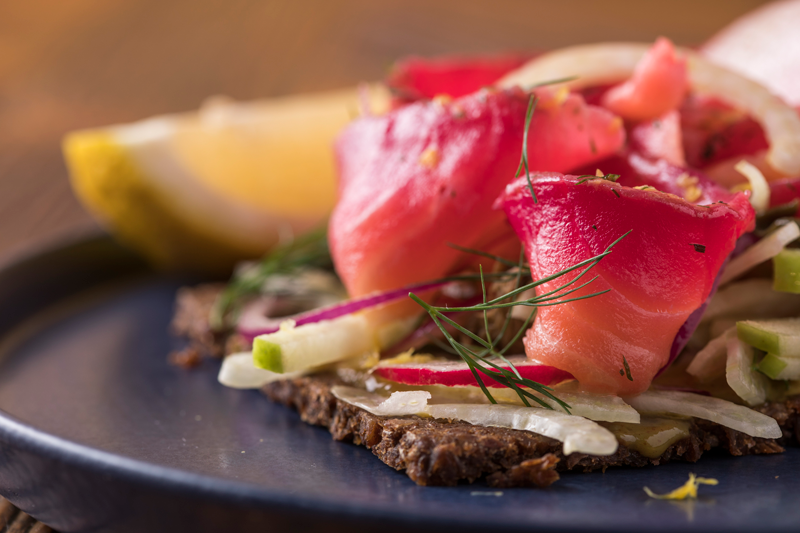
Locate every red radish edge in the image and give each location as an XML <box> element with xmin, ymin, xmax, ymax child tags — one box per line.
<box><xmin>373</xmin><ymin>357</ymin><xmax>573</xmax><ymax>388</ymax></box>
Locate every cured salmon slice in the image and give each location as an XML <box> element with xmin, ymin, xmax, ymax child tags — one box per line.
<box><xmin>499</xmin><ymin>173</ymin><xmax>754</xmax><ymax>395</ymax></box>
<box><xmin>330</xmin><ymin>88</ymin><xmax>625</xmax><ymax>311</ymax></box>
<box><xmin>387</xmin><ymin>53</ymin><xmax>533</xmax><ymax>104</ymax></box>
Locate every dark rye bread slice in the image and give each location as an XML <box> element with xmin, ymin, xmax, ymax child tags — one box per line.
<box><xmin>263</xmin><ymin>373</ymin><xmax>797</xmax><ymax>488</ymax></box>
<box><xmin>173</xmin><ymin>284</ymin><xmax>800</xmax><ymax>487</ymax></box>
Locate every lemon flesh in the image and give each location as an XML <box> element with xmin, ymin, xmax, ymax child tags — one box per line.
<box><xmin>63</xmin><ymin>87</ymin><xmax>388</xmax><ymax>274</ymax></box>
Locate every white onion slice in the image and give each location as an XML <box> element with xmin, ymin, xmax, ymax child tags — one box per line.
<box><xmin>686</xmin><ymin>327</ymin><xmax>736</xmax><ymax>381</ymax></box>
<box><xmin>626</xmin><ymin>389</ymin><xmax>781</xmax><ymax>439</ymax></box>
<box><xmin>498</xmin><ymin>43</ymin><xmax>800</xmax><ymax>176</ymax></box>
<box><xmin>726</xmin><ymin>336</ymin><xmax>770</xmax><ymax>406</ymax></box>
<box><xmin>735</xmin><ymin>160</ymin><xmax>770</xmax><ymax>213</ymax></box>
<box><xmin>426</xmin><ymin>403</ymin><xmax>618</xmax><ymax>456</ymax></box>
<box><xmin>331</xmin><ymin>386</ymin><xmax>431</xmax><ymax>416</ymax></box>
<box><xmin>499</xmin><ymin>43</ymin><xmax>648</xmax><ymax>90</ymax></box>
<box><xmin>719</xmin><ymin>222</ymin><xmax>800</xmax><ymax>285</ymax></box>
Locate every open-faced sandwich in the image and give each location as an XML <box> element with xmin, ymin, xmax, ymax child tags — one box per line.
<box><xmin>67</xmin><ymin>1</ymin><xmax>800</xmax><ymax>489</ymax></box>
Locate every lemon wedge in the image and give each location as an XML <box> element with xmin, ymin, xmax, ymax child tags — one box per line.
<box><xmin>63</xmin><ymin>86</ymin><xmax>389</xmax><ymax>274</ymax></box>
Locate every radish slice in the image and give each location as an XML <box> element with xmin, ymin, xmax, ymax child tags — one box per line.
<box><xmin>498</xmin><ymin>43</ymin><xmax>800</xmax><ymax>176</ymax></box>
<box><xmin>373</xmin><ymin>355</ymin><xmax>572</xmax><ymax>388</ymax></box>
<box><xmin>686</xmin><ymin>327</ymin><xmax>736</xmax><ymax>382</ymax></box>
<box><xmin>237</xmin><ymin>278</ymin><xmax>450</xmax><ymax>342</ymax></box>
<box><xmin>735</xmin><ymin>160</ymin><xmax>770</xmax><ymax>213</ymax></box>
<box><xmin>726</xmin><ymin>336</ymin><xmax>770</xmax><ymax>406</ymax></box>
<box><xmin>702</xmin><ymin>278</ymin><xmax>800</xmax><ymax>323</ymax></box>
<box><xmin>719</xmin><ymin>222</ymin><xmax>800</xmax><ymax>285</ymax></box>
<box><xmin>626</xmin><ymin>389</ymin><xmax>781</xmax><ymax>439</ymax></box>
<box><xmin>218</xmin><ymin>352</ymin><xmax>304</xmax><ymax>389</ymax></box>
<box><xmin>425</xmin><ymin>403</ymin><xmax>618</xmax><ymax>456</ymax></box>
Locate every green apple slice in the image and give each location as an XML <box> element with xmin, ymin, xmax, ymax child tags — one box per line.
<box><xmin>253</xmin><ymin>314</ymin><xmax>376</xmax><ymax>373</ymax></box>
<box><xmin>736</xmin><ymin>318</ymin><xmax>800</xmax><ymax>357</ymax></box>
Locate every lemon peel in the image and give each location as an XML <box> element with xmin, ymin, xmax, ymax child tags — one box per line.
<box><xmin>643</xmin><ymin>473</ymin><xmax>718</xmax><ymax>500</ymax></box>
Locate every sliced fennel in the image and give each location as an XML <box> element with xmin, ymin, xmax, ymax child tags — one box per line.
<box><xmin>726</xmin><ymin>337</ymin><xmax>770</xmax><ymax>406</ymax></box>
<box><xmin>484</xmin><ymin>386</ymin><xmax>639</xmax><ymax>423</ymax></box>
<box><xmin>332</xmin><ymin>386</ymin><xmax>618</xmax><ymax>456</ymax></box>
<box><xmin>719</xmin><ymin>222</ymin><xmax>800</xmax><ymax>285</ymax></box>
<box><xmin>773</xmin><ymin>248</ymin><xmax>800</xmax><ymax>294</ymax></box>
<box><xmin>218</xmin><ymin>352</ymin><xmax>305</xmax><ymax>389</ymax></box>
<box><xmin>253</xmin><ymin>314</ymin><xmax>376</xmax><ymax>373</ymax></box>
<box><xmin>626</xmin><ymin>390</ymin><xmax>781</xmax><ymax>439</ymax></box>
<box><xmin>426</xmin><ymin>403</ymin><xmax>618</xmax><ymax>456</ymax></box>
<box><xmin>331</xmin><ymin>386</ymin><xmax>431</xmax><ymax>416</ymax></box>
<box><xmin>737</xmin><ymin>318</ymin><xmax>800</xmax><ymax>357</ymax></box>
<box><xmin>408</xmin><ymin>384</ymin><xmax>640</xmax><ymax>423</ymax></box>
<box><xmin>758</xmin><ymin>354</ymin><xmax>800</xmax><ymax>380</ymax></box>
<box><xmin>686</xmin><ymin>327</ymin><xmax>736</xmax><ymax>382</ymax></box>
<box><xmin>702</xmin><ymin>278</ymin><xmax>800</xmax><ymax>323</ymax></box>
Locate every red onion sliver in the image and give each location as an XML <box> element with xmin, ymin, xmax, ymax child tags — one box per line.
<box><xmin>237</xmin><ymin>279</ymin><xmax>449</xmax><ymax>342</ymax></box>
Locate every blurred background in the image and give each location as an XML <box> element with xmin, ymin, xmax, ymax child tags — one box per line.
<box><xmin>0</xmin><ymin>0</ymin><xmax>774</xmax><ymax>260</ymax></box>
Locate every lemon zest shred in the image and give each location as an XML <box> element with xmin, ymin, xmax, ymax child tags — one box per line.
<box><xmin>419</xmin><ymin>147</ymin><xmax>440</xmax><ymax>169</ymax></box>
<box><xmin>643</xmin><ymin>473</ymin><xmax>718</xmax><ymax>500</ymax></box>
<box><xmin>377</xmin><ymin>349</ymin><xmax>438</xmax><ymax>366</ymax></box>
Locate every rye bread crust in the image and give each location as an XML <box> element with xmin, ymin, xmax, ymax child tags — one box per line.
<box><xmin>263</xmin><ymin>374</ymin><xmax>796</xmax><ymax>488</ymax></box>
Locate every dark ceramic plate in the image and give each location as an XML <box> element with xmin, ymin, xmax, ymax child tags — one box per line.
<box><xmin>0</xmin><ymin>236</ymin><xmax>797</xmax><ymax>533</ymax></box>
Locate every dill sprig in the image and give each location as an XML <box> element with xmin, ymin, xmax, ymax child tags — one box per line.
<box><xmin>410</xmin><ymin>231</ymin><xmax>631</xmax><ymax>411</ymax></box>
<box><xmin>209</xmin><ymin>226</ymin><xmax>332</xmax><ymax>331</ymax></box>
<box><xmin>512</xmin><ymin>78</ymin><xmax>580</xmax><ymax>203</ymax></box>
<box><xmin>515</xmin><ymin>94</ymin><xmax>539</xmax><ymax>202</ymax></box>
<box><xmin>622</xmin><ymin>355</ymin><xmax>633</xmax><ymax>381</ymax></box>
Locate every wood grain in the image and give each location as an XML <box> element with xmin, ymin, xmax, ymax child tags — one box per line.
<box><xmin>0</xmin><ymin>0</ymin><xmax>774</xmax><ymax>529</ymax></box>
<box><xmin>0</xmin><ymin>497</ymin><xmax>50</xmax><ymax>533</ymax></box>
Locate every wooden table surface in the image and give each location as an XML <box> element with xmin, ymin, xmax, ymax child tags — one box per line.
<box><xmin>0</xmin><ymin>0</ymin><xmax>775</xmax><ymax>530</ymax></box>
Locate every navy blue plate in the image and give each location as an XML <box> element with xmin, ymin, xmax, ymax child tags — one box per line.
<box><xmin>0</xmin><ymin>236</ymin><xmax>797</xmax><ymax>533</ymax></box>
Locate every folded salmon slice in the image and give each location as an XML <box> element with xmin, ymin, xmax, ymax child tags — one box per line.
<box><xmin>330</xmin><ymin>88</ymin><xmax>625</xmax><ymax>313</ymax></box>
<box><xmin>387</xmin><ymin>53</ymin><xmax>533</xmax><ymax>104</ymax></box>
<box><xmin>499</xmin><ymin>173</ymin><xmax>754</xmax><ymax>395</ymax></box>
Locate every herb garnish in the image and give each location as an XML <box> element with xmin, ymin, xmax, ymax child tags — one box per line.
<box><xmin>512</xmin><ymin>77</ymin><xmax>580</xmax><ymax>201</ymax></box>
<box><xmin>210</xmin><ymin>226</ymin><xmax>332</xmax><ymax>330</ymax></box>
<box><xmin>515</xmin><ymin>95</ymin><xmax>539</xmax><ymax>202</ymax></box>
<box><xmin>690</xmin><ymin>243</ymin><xmax>706</xmax><ymax>253</ymax></box>
<box><xmin>410</xmin><ymin>231</ymin><xmax>631</xmax><ymax>411</ymax></box>
<box><xmin>622</xmin><ymin>355</ymin><xmax>633</xmax><ymax>381</ymax></box>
